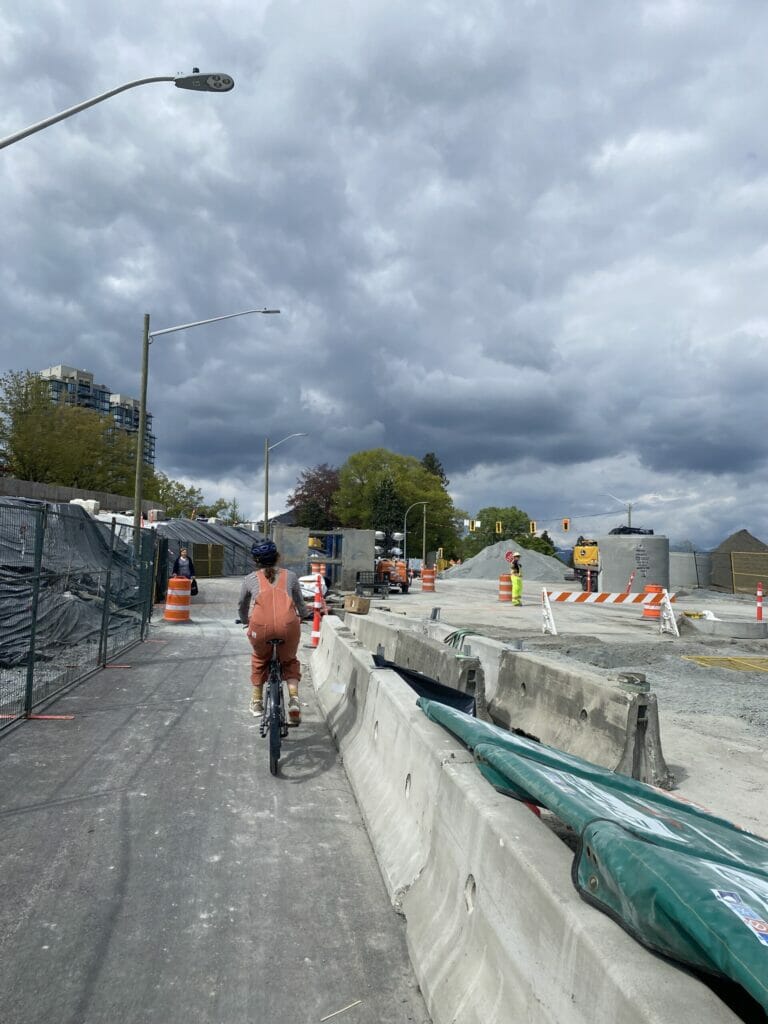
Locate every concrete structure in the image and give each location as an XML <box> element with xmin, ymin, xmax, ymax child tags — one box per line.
<box><xmin>346</xmin><ymin>609</ymin><xmax>672</xmax><ymax>788</ymax></box>
<box><xmin>0</xmin><ymin>476</ymin><xmax>159</xmax><ymax>514</ymax></box>
<box><xmin>599</xmin><ymin>533</ymin><xmax>670</xmax><ymax>593</ymax></box>
<box><xmin>311</xmin><ymin>616</ymin><xmax>741</xmax><ymax>1024</ymax></box>
<box><xmin>272</xmin><ymin>524</ymin><xmax>376</xmax><ymax>590</ymax></box>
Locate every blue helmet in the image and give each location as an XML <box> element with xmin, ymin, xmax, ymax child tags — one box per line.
<box><xmin>251</xmin><ymin>539</ymin><xmax>278</xmax><ymax>564</ymax></box>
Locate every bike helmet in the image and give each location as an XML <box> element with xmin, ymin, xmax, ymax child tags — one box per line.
<box><xmin>251</xmin><ymin>539</ymin><xmax>278</xmax><ymax>564</ymax></box>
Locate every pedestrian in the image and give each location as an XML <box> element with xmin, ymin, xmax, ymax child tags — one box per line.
<box><xmin>171</xmin><ymin>546</ymin><xmax>198</xmax><ymax>595</ymax></box>
<box><xmin>510</xmin><ymin>551</ymin><xmax>523</xmax><ymax>606</ymax></box>
<box><xmin>237</xmin><ymin>539</ymin><xmax>310</xmax><ymax>724</ymax></box>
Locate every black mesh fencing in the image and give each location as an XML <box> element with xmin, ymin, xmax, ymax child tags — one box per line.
<box><xmin>0</xmin><ymin>500</ymin><xmax>155</xmax><ymax>730</ymax></box>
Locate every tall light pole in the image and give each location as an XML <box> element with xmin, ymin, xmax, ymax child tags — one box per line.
<box><xmin>263</xmin><ymin>434</ymin><xmax>308</xmax><ymax>537</ymax></box>
<box><xmin>0</xmin><ymin>71</ymin><xmax>234</xmax><ymax>150</ymax></box>
<box><xmin>133</xmin><ymin>308</ymin><xmax>280</xmax><ymax>551</ymax></box>
<box><xmin>604</xmin><ymin>492</ymin><xmax>633</xmax><ymax>529</ymax></box>
<box><xmin>403</xmin><ymin>501</ymin><xmax>428</xmax><ymax>569</ymax></box>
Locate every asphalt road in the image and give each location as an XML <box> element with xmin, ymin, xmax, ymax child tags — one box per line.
<box><xmin>0</xmin><ymin>579</ymin><xmax>430</xmax><ymax>1024</ymax></box>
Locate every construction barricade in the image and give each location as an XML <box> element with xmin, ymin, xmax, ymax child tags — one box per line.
<box><xmin>421</xmin><ymin>567</ymin><xmax>436</xmax><ymax>593</ymax></box>
<box><xmin>164</xmin><ymin>577</ymin><xmax>191</xmax><ymax>623</ymax></box>
<box><xmin>498</xmin><ymin>574</ymin><xmax>512</xmax><ymax>602</ymax></box>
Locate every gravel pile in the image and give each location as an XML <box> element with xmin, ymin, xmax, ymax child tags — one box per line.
<box><xmin>443</xmin><ymin>540</ymin><xmax>568</xmax><ymax>583</ymax></box>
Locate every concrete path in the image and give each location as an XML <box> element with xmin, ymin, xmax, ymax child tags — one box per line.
<box><xmin>0</xmin><ymin>579</ymin><xmax>430</xmax><ymax>1024</ymax></box>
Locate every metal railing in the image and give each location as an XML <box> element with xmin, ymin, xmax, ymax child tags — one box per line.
<box><xmin>0</xmin><ymin>502</ymin><xmax>155</xmax><ymax>730</ymax></box>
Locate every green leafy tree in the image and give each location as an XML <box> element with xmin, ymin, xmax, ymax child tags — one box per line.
<box><xmin>0</xmin><ymin>369</ymin><xmax>137</xmax><ymax>493</ymax></box>
<box><xmin>333</xmin><ymin>448</ymin><xmax>461</xmax><ymax>558</ymax></box>
<box><xmin>421</xmin><ymin>452</ymin><xmax>449</xmax><ymax>488</ymax></box>
<box><xmin>459</xmin><ymin>506</ymin><xmax>558</xmax><ymax>560</ymax></box>
<box><xmin>152</xmin><ymin>472</ymin><xmax>205</xmax><ymax>518</ymax></box>
<box><xmin>286</xmin><ymin>463</ymin><xmax>341</xmax><ymax>528</ymax></box>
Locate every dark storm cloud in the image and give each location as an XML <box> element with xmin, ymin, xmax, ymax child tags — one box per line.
<box><xmin>3</xmin><ymin>1</ymin><xmax>768</xmax><ymax>547</ymax></box>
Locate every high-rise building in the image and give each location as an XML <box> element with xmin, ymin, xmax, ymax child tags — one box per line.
<box><xmin>39</xmin><ymin>365</ymin><xmax>156</xmax><ymax>466</ymax></box>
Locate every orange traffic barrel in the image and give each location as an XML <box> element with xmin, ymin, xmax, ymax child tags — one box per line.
<box><xmin>311</xmin><ymin>562</ymin><xmax>326</xmax><ymax>576</ymax></box>
<box><xmin>642</xmin><ymin>584</ymin><xmax>663</xmax><ymax>620</ymax></box>
<box><xmin>164</xmin><ymin>577</ymin><xmax>191</xmax><ymax>623</ymax></box>
<box><xmin>421</xmin><ymin>567</ymin><xmax>436</xmax><ymax>593</ymax></box>
<box><xmin>498</xmin><ymin>574</ymin><xmax>512</xmax><ymax>602</ymax></box>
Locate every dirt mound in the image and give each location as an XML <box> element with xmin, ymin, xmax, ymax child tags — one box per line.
<box><xmin>443</xmin><ymin>540</ymin><xmax>568</xmax><ymax>582</ymax></box>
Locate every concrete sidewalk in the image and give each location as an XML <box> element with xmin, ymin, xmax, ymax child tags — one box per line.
<box><xmin>0</xmin><ymin>578</ymin><xmax>429</xmax><ymax>1024</ymax></box>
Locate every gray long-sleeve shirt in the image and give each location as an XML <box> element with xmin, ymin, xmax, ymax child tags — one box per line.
<box><xmin>238</xmin><ymin>569</ymin><xmax>309</xmax><ymax>625</ymax></box>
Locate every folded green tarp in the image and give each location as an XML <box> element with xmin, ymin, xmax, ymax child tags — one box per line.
<box><xmin>418</xmin><ymin>698</ymin><xmax>768</xmax><ymax>1016</ymax></box>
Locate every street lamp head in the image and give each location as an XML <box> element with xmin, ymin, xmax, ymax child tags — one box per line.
<box><xmin>174</xmin><ymin>71</ymin><xmax>234</xmax><ymax>92</ymax></box>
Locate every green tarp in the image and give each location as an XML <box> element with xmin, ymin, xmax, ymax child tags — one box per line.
<box><xmin>418</xmin><ymin>699</ymin><xmax>768</xmax><ymax>1016</ymax></box>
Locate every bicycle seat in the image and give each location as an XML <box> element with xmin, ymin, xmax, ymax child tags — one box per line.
<box><xmin>268</xmin><ymin>637</ymin><xmax>285</xmax><ymax>646</ymax></box>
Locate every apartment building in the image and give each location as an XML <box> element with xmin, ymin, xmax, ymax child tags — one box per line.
<box><xmin>40</xmin><ymin>365</ymin><xmax>156</xmax><ymax>466</ymax></box>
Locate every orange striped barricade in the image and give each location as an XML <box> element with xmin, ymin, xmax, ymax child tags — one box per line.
<box><xmin>544</xmin><ymin>589</ymin><xmax>673</xmax><ymax>606</ymax></box>
<box><xmin>421</xmin><ymin>567</ymin><xmax>436</xmax><ymax>593</ymax></box>
<box><xmin>498</xmin><ymin>574</ymin><xmax>512</xmax><ymax>602</ymax></box>
<box><xmin>642</xmin><ymin>584</ymin><xmax>664</xmax><ymax>620</ymax></box>
<box><xmin>164</xmin><ymin>577</ymin><xmax>191</xmax><ymax>623</ymax></box>
<box><xmin>311</xmin><ymin>574</ymin><xmax>325</xmax><ymax>648</ymax></box>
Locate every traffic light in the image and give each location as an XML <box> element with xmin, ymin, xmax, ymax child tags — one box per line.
<box><xmin>495</xmin><ymin>521</ymin><xmax>502</xmax><ymax>534</ymax></box>
<box><xmin>528</xmin><ymin>520</ymin><xmax>536</xmax><ymax>535</ymax></box>
<box><xmin>562</xmin><ymin>518</ymin><xmax>570</xmax><ymax>532</ymax></box>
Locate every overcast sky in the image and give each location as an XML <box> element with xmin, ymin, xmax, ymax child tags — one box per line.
<box><xmin>2</xmin><ymin>1</ymin><xmax>768</xmax><ymax>548</ymax></box>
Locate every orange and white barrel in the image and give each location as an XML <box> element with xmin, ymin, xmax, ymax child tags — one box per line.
<box><xmin>642</xmin><ymin>584</ymin><xmax>663</xmax><ymax>620</ymax></box>
<box><xmin>311</xmin><ymin>562</ymin><xmax>327</xmax><ymax>576</ymax></box>
<box><xmin>498</xmin><ymin>574</ymin><xmax>512</xmax><ymax>602</ymax></box>
<box><xmin>421</xmin><ymin>567</ymin><xmax>436</xmax><ymax>593</ymax></box>
<box><xmin>164</xmin><ymin>577</ymin><xmax>191</xmax><ymax>623</ymax></box>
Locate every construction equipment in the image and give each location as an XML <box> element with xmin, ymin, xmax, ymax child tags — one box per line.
<box><xmin>374</xmin><ymin>529</ymin><xmax>410</xmax><ymax>594</ymax></box>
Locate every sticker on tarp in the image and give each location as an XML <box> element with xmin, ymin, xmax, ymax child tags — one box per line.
<box><xmin>713</xmin><ymin>890</ymin><xmax>768</xmax><ymax>945</ymax></box>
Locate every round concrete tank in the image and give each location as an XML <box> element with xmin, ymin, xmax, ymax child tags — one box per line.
<box><xmin>599</xmin><ymin>535</ymin><xmax>669</xmax><ymax>593</ymax></box>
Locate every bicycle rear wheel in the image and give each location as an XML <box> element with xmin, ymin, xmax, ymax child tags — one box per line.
<box><xmin>268</xmin><ymin>676</ymin><xmax>281</xmax><ymax>775</ymax></box>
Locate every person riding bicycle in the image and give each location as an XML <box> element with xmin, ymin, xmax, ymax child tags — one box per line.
<box><xmin>238</xmin><ymin>539</ymin><xmax>309</xmax><ymax>724</ymax></box>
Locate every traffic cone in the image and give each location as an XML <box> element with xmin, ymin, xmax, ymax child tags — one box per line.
<box><xmin>311</xmin><ymin>573</ymin><xmax>323</xmax><ymax>648</ymax></box>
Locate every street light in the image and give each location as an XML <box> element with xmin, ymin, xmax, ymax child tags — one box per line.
<box><xmin>604</xmin><ymin>492</ymin><xmax>633</xmax><ymax>529</ymax></box>
<box><xmin>133</xmin><ymin>308</ymin><xmax>280</xmax><ymax>551</ymax></box>
<box><xmin>263</xmin><ymin>434</ymin><xmax>308</xmax><ymax>537</ymax></box>
<box><xmin>0</xmin><ymin>71</ymin><xmax>234</xmax><ymax>150</ymax></box>
<box><xmin>403</xmin><ymin>501</ymin><xmax>428</xmax><ymax>570</ymax></box>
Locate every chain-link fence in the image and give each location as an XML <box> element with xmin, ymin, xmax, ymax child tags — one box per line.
<box><xmin>0</xmin><ymin>501</ymin><xmax>155</xmax><ymax>730</ymax></box>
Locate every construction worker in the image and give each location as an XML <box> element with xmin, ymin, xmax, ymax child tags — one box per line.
<box><xmin>510</xmin><ymin>551</ymin><xmax>522</xmax><ymax>606</ymax></box>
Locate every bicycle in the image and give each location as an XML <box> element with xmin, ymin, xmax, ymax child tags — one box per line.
<box><xmin>260</xmin><ymin>637</ymin><xmax>289</xmax><ymax>776</ymax></box>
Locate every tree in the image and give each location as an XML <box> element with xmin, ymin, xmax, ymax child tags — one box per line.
<box><xmin>152</xmin><ymin>472</ymin><xmax>205</xmax><ymax>518</ymax></box>
<box><xmin>421</xmin><ymin>452</ymin><xmax>449</xmax><ymax>488</ymax></box>
<box><xmin>459</xmin><ymin>507</ymin><xmax>558</xmax><ymax>560</ymax></box>
<box><xmin>286</xmin><ymin>464</ymin><xmax>341</xmax><ymax>528</ymax></box>
<box><xmin>333</xmin><ymin>448</ymin><xmax>461</xmax><ymax>558</ymax></box>
<box><xmin>0</xmin><ymin>369</ymin><xmax>137</xmax><ymax>493</ymax></box>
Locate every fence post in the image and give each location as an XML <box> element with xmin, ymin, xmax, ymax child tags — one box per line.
<box><xmin>140</xmin><ymin>531</ymin><xmax>155</xmax><ymax>640</ymax></box>
<box><xmin>98</xmin><ymin>519</ymin><xmax>116</xmax><ymax>666</ymax></box>
<box><xmin>23</xmin><ymin>505</ymin><xmax>47</xmax><ymax>718</ymax></box>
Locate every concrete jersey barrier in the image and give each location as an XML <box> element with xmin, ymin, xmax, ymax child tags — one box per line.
<box><xmin>344</xmin><ymin>610</ymin><xmax>673</xmax><ymax>789</ymax></box>
<box><xmin>311</xmin><ymin>616</ymin><xmax>740</xmax><ymax>1024</ymax></box>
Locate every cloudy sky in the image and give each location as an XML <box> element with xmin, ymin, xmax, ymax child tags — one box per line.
<box><xmin>2</xmin><ymin>1</ymin><xmax>767</xmax><ymax>548</ymax></box>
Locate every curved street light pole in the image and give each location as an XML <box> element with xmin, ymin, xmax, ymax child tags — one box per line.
<box><xmin>133</xmin><ymin>309</ymin><xmax>280</xmax><ymax>552</ymax></box>
<box><xmin>403</xmin><ymin>501</ymin><xmax>428</xmax><ymax>569</ymax></box>
<box><xmin>263</xmin><ymin>433</ymin><xmax>308</xmax><ymax>538</ymax></box>
<box><xmin>0</xmin><ymin>71</ymin><xmax>234</xmax><ymax>151</ymax></box>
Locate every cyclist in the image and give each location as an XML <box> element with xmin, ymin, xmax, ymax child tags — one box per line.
<box><xmin>238</xmin><ymin>540</ymin><xmax>309</xmax><ymax>724</ymax></box>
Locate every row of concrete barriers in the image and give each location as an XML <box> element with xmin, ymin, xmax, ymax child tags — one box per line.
<box><xmin>344</xmin><ymin>608</ymin><xmax>674</xmax><ymax>789</ymax></box>
<box><xmin>310</xmin><ymin>616</ymin><xmax>740</xmax><ymax>1024</ymax></box>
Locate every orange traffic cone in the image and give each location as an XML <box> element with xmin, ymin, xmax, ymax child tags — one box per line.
<box><xmin>311</xmin><ymin>573</ymin><xmax>324</xmax><ymax>648</ymax></box>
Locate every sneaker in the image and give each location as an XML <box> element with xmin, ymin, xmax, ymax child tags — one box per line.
<box><xmin>288</xmin><ymin>696</ymin><xmax>301</xmax><ymax>726</ymax></box>
<box><xmin>250</xmin><ymin>696</ymin><xmax>264</xmax><ymax>717</ymax></box>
